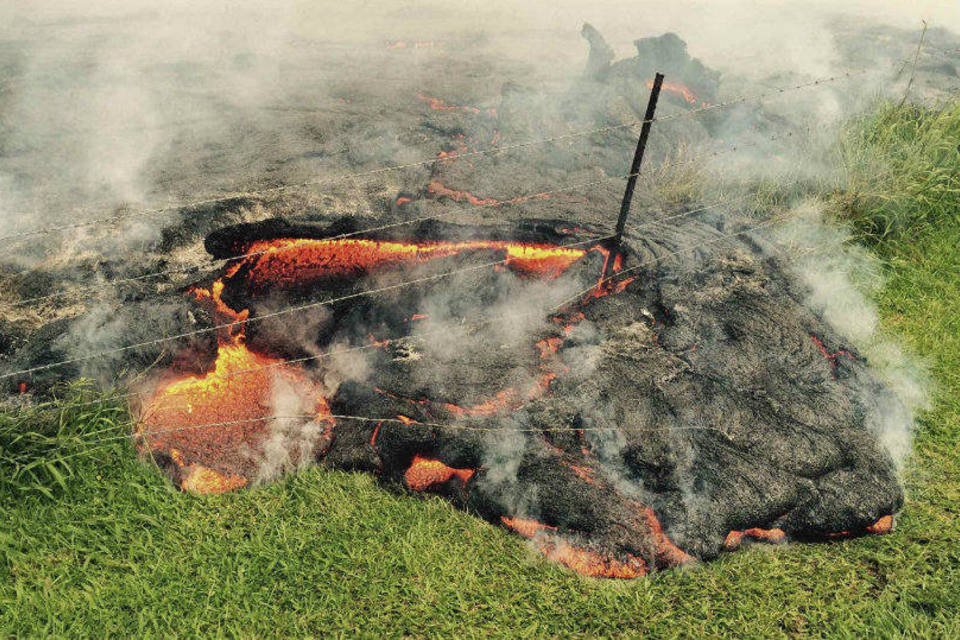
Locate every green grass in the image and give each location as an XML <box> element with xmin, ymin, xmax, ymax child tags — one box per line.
<box><xmin>836</xmin><ymin>100</ymin><xmax>960</xmax><ymax>242</ymax></box>
<box><xmin>0</xmin><ymin>382</ymin><xmax>127</xmax><ymax>499</ymax></box>
<box><xmin>2</xmin><ymin>103</ymin><xmax>960</xmax><ymax>637</ymax></box>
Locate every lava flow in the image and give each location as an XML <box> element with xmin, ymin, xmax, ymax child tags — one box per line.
<box><xmin>426</xmin><ymin>179</ymin><xmax>550</xmax><ymax>208</ymax></box>
<box><xmin>647</xmin><ymin>78</ymin><xmax>706</xmax><ymax>106</ymax></box>
<box><xmin>137</xmin><ymin>278</ymin><xmax>333</xmax><ymax>493</ymax></box>
<box><xmin>138</xmin><ymin>232</ymin><xmax>603</xmax><ymax>494</ymax></box>
<box><xmin>134</xmin><ymin>217</ymin><xmax>897</xmax><ymax>579</ymax></box>
<box><xmin>417</xmin><ymin>92</ymin><xmax>496</xmax><ymax>117</ymax></box>
<box><xmin>404</xmin><ymin>455</ymin><xmax>475</xmax><ymax>491</ymax></box>
<box><xmin>225</xmin><ymin>236</ymin><xmax>588</xmax><ymax>292</ymax></box>
<box><xmin>501</xmin><ymin>516</ymin><xmax>647</xmax><ymax>579</ymax></box>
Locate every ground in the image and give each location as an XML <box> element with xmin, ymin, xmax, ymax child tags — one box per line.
<box><xmin>1</xmin><ymin>104</ymin><xmax>959</xmax><ymax>638</ymax></box>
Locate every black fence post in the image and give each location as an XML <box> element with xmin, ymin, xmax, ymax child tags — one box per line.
<box><xmin>605</xmin><ymin>72</ymin><xmax>664</xmax><ymax>279</ymax></box>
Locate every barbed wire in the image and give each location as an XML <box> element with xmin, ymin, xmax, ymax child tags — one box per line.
<box><xmin>6</xmin><ymin>127</ymin><xmax>797</xmax><ymax>310</ymax></box>
<box><xmin>1</xmin><ymin>186</ymin><xmax>762</xmax><ymax>384</ymax></box>
<box><xmin>7</xmin><ymin>200</ymin><xmax>786</xmax><ymax>449</ymax></box>
<box><xmin>1</xmin><ymin>65</ymin><xmax>873</xmax><ymax>244</ymax></box>
<box><xmin>0</xmin><ymin>63</ymin><xmax>880</xmax><ymax>464</ymax></box>
<box><xmin>5</xmin><ymin>190</ymin><xmax>758</xmax><ymax>418</ymax></box>
<box><xmin>1</xmin><ymin>174</ymin><xmax>688</xmax><ymax>309</ymax></box>
<box><xmin>0</xmin><ymin>234</ymin><xmax>617</xmax><ymax>381</ymax></box>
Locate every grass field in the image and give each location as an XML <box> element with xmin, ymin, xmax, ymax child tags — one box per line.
<box><xmin>2</xmin><ymin>102</ymin><xmax>959</xmax><ymax>637</ymax></box>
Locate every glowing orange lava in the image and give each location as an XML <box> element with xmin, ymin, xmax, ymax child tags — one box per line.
<box><xmin>824</xmin><ymin>514</ymin><xmax>896</xmax><ymax>539</ymax></box>
<box><xmin>168</xmin><ymin>449</ymin><xmax>249</xmax><ymax>495</ymax></box>
<box><xmin>501</xmin><ymin>516</ymin><xmax>557</xmax><ymax>538</ymax></box>
<box><xmin>228</xmin><ymin>237</ymin><xmax>588</xmax><ymax>290</ymax></box>
<box><xmin>539</xmin><ymin>538</ymin><xmax>647</xmax><ymax>579</ymax></box>
<box><xmin>436</xmin><ymin>134</ymin><xmax>469</xmax><ymax>160</ymax></box>
<box><xmin>441</xmin><ymin>373</ymin><xmax>557</xmax><ymax>417</ymax></box>
<box><xmin>866</xmin><ymin>515</ymin><xmax>894</xmax><ymax>534</ymax></box>
<box><xmin>138</xmin><ymin>280</ymin><xmax>333</xmax><ymax>494</ymax></box>
<box><xmin>567</xmin><ymin>463</ymin><xmax>598</xmax><ymax>484</ymax></box>
<box><xmin>417</xmin><ymin>92</ymin><xmax>496</xmax><ymax>116</ymax></box>
<box><xmin>501</xmin><ymin>516</ymin><xmax>647</xmax><ymax>578</ymax></box>
<box><xmin>811</xmin><ymin>335</ymin><xmax>853</xmax><ymax>370</ymax></box>
<box><xmin>426</xmin><ymin>179</ymin><xmax>551</xmax><ymax>208</ymax></box>
<box><xmin>723</xmin><ymin>527</ymin><xmax>787</xmax><ymax>551</ymax></box>
<box><xmin>404</xmin><ymin>454</ymin><xmax>475</xmax><ymax>491</ymax></box>
<box><xmin>426</xmin><ymin>180</ymin><xmax>499</xmax><ymax>206</ymax></box>
<box><xmin>648</xmin><ymin>79</ymin><xmax>703</xmax><ymax>106</ymax></box>
<box><xmin>637</xmin><ymin>506</ymin><xmax>693</xmax><ymax>566</ymax></box>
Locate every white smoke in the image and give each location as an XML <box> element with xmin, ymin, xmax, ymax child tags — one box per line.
<box><xmin>0</xmin><ymin>0</ymin><xmax>950</xmax><ymax>485</ymax></box>
<box><xmin>773</xmin><ymin>200</ymin><xmax>931</xmax><ymax>466</ymax></box>
<box><xmin>256</xmin><ymin>371</ymin><xmax>326</xmax><ymax>483</ymax></box>
<box><xmin>2</xmin><ymin>0</ymin><xmax>955</xmax><ymax>249</ymax></box>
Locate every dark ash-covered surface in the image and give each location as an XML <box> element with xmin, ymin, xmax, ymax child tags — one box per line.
<box><xmin>137</xmin><ymin>216</ymin><xmax>902</xmax><ymax>574</ymax></box>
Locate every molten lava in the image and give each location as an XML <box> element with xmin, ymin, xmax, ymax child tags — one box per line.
<box><xmin>501</xmin><ymin>516</ymin><xmax>647</xmax><ymax>579</ymax></box>
<box><xmin>426</xmin><ymin>180</ymin><xmax>550</xmax><ymax>208</ymax></box>
<box><xmin>866</xmin><ymin>515</ymin><xmax>894</xmax><ymax>535</ymax></box>
<box><xmin>227</xmin><ymin>237</ymin><xmax>588</xmax><ymax>291</ymax></box>
<box><xmin>404</xmin><ymin>455</ymin><xmax>475</xmax><ymax>491</ymax></box>
<box><xmin>647</xmin><ymin>78</ymin><xmax>704</xmax><ymax>106</ymax></box>
<box><xmin>417</xmin><ymin>92</ymin><xmax>496</xmax><ymax>116</ymax></box>
<box><xmin>133</xmin><ymin>219</ymin><xmax>897</xmax><ymax>576</ymax></box>
<box><xmin>638</xmin><ymin>506</ymin><xmax>694</xmax><ymax>566</ymax></box>
<box><xmin>811</xmin><ymin>335</ymin><xmax>853</xmax><ymax>372</ymax></box>
<box><xmin>168</xmin><ymin>449</ymin><xmax>248</xmax><ymax>495</ymax></box>
<box><xmin>723</xmin><ymin>527</ymin><xmax>787</xmax><ymax>551</ymax></box>
<box><xmin>138</xmin><ymin>280</ymin><xmax>333</xmax><ymax>493</ymax></box>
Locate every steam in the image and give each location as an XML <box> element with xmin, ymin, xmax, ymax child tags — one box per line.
<box><xmin>773</xmin><ymin>200</ymin><xmax>931</xmax><ymax>466</ymax></box>
<box><xmin>257</xmin><ymin>372</ymin><xmax>326</xmax><ymax>483</ymax></box>
<box><xmin>2</xmin><ymin>0</ymin><xmax>956</xmax><ymax>249</ymax></box>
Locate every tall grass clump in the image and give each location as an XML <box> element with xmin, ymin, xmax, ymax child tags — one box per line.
<box><xmin>0</xmin><ymin>382</ymin><xmax>129</xmax><ymax>500</ymax></box>
<box><xmin>836</xmin><ymin>99</ymin><xmax>960</xmax><ymax>243</ymax></box>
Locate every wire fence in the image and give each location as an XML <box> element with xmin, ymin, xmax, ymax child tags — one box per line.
<box><xmin>14</xmin><ymin>193</ymin><xmax>756</xmax><ymax>415</ymax></box>
<box><xmin>1</xmin><ymin>187</ymin><xmax>765</xmax><ymax>383</ymax></box>
<box><xmin>1</xmin><ymin>66</ymin><xmax>873</xmax><ymax>244</ymax></box>
<box><xmin>5</xmin><ymin>203</ymin><xmax>792</xmax><ymax>466</ymax></box>
<box><xmin>6</xmin><ymin>128</ymin><xmax>799</xmax><ymax>310</ymax></box>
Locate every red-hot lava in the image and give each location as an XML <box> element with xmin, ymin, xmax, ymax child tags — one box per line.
<box><xmin>137</xmin><ymin>279</ymin><xmax>334</xmax><ymax>494</ymax></box>
<box><xmin>404</xmin><ymin>455</ymin><xmax>475</xmax><ymax>491</ymax></box>
<box><xmin>501</xmin><ymin>516</ymin><xmax>648</xmax><ymax>579</ymax></box>
<box><xmin>646</xmin><ymin>78</ymin><xmax>707</xmax><ymax>106</ymax></box>
<box><xmin>417</xmin><ymin>92</ymin><xmax>497</xmax><ymax>117</ymax></box>
<box><xmin>225</xmin><ymin>236</ymin><xmax>588</xmax><ymax>290</ymax></box>
<box><xmin>138</xmin><ymin>234</ymin><xmax>604</xmax><ymax>494</ymax></box>
<box><xmin>723</xmin><ymin>515</ymin><xmax>895</xmax><ymax>550</ymax></box>
<box><xmin>426</xmin><ymin>179</ymin><xmax>550</xmax><ymax>208</ymax></box>
<box><xmin>811</xmin><ymin>335</ymin><xmax>854</xmax><ymax>372</ymax></box>
<box><xmin>723</xmin><ymin>527</ymin><xmax>787</xmax><ymax>551</ymax></box>
<box><xmin>134</xmin><ymin>222</ymin><xmax>895</xmax><ymax>577</ymax></box>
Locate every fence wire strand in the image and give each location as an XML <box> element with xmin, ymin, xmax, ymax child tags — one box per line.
<box><xmin>6</xmin><ymin>203</ymin><xmax>790</xmax><ymax>462</ymax></box>
<box><xmin>2</xmin><ymin>66</ymin><xmax>872</xmax><ymax>243</ymax></box>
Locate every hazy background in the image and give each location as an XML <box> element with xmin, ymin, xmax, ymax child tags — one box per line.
<box><xmin>0</xmin><ymin>0</ymin><xmax>956</xmax><ymax>242</ymax></box>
